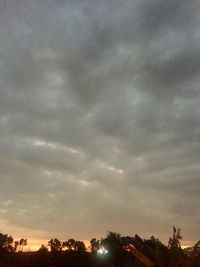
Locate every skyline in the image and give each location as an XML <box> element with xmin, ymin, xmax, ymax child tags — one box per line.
<box><xmin>0</xmin><ymin>227</ymin><xmax>195</xmax><ymax>252</ymax></box>
<box><xmin>0</xmin><ymin>0</ymin><xmax>200</xmax><ymax>249</ymax></box>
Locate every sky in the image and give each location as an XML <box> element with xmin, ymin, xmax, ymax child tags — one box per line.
<box><xmin>0</xmin><ymin>0</ymin><xmax>200</xmax><ymax>250</ymax></box>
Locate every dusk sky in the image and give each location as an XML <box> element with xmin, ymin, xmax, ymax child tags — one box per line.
<box><xmin>0</xmin><ymin>0</ymin><xmax>200</xmax><ymax>250</ymax></box>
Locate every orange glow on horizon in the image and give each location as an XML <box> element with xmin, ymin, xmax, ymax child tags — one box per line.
<box><xmin>25</xmin><ymin>239</ymin><xmax>194</xmax><ymax>252</ymax></box>
<box><xmin>24</xmin><ymin>239</ymin><xmax>91</xmax><ymax>252</ymax></box>
<box><xmin>0</xmin><ymin>221</ymin><xmax>195</xmax><ymax>252</ymax></box>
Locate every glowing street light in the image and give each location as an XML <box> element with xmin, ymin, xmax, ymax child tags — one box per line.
<box><xmin>97</xmin><ymin>246</ymin><xmax>108</xmax><ymax>255</ymax></box>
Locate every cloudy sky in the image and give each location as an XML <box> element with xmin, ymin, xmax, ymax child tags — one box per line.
<box><xmin>0</xmin><ymin>0</ymin><xmax>200</xmax><ymax>249</ymax></box>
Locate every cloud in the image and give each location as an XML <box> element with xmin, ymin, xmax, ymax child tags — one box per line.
<box><xmin>0</xmin><ymin>0</ymin><xmax>200</xmax><ymax>244</ymax></box>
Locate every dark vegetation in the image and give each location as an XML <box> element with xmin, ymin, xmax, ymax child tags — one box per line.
<box><xmin>0</xmin><ymin>227</ymin><xmax>200</xmax><ymax>267</ymax></box>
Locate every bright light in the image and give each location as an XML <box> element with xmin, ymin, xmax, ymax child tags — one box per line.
<box><xmin>97</xmin><ymin>246</ymin><xmax>108</xmax><ymax>255</ymax></box>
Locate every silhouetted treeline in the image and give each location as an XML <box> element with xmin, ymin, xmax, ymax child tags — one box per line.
<box><xmin>0</xmin><ymin>227</ymin><xmax>200</xmax><ymax>267</ymax></box>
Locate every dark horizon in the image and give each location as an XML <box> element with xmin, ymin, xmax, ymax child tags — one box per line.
<box><xmin>0</xmin><ymin>228</ymin><xmax>200</xmax><ymax>267</ymax></box>
<box><xmin>0</xmin><ymin>227</ymin><xmax>195</xmax><ymax>252</ymax></box>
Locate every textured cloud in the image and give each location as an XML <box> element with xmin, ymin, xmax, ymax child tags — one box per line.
<box><xmin>0</xmin><ymin>0</ymin><xmax>200</xmax><ymax>245</ymax></box>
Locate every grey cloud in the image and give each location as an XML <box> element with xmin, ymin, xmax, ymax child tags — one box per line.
<box><xmin>0</xmin><ymin>0</ymin><xmax>200</xmax><ymax>244</ymax></box>
<box><xmin>140</xmin><ymin>0</ymin><xmax>199</xmax><ymax>34</ymax></box>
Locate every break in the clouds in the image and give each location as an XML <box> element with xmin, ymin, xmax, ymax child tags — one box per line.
<box><xmin>0</xmin><ymin>0</ymin><xmax>200</xmax><ymax>245</ymax></box>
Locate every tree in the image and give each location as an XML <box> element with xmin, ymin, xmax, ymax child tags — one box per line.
<box><xmin>90</xmin><ymin>238</ymin><xmax>100</xmax><ymax>254</ymax></box>
<box><xmin>38</xmin><ymin>244</ymin><xmax>48</xmax><ymax>254</ymax></box>
<box><xmin>13</xmin><ymin>238</ymin><xmax>27</xmax><ymax>252</ymax></box>
<box><xmin>64</xmin><ymin>238</ymin><xmax>76</xmax><ymax>251</ymax></box>
<box><xmin>14</xmin><ymin>240</ymin><xmax>19</xmax><ymax>252</ymax></box>
<box><xmin>0</xmin><ymin>233</ymin><xmax>14</xmax><ymax>253</ymax></box>
<box><xmin>101</xmin><ymin>231</ymin><xmax>122</xmax><ymax>253</ymax></box>
<box><xmin>19</xmin><ymin>238</ymin><xmax>27</xmax><ymax>252</ymax></box>
<box><xmin>187</xmin><ymin>240</ymin><xmax>200</xmax><ymax>267</ymax></box>
<box><xmin>48</xmin><ymin>238</ymin><xmax>62</xmax><ymax>253</ymax></box>
<box><xmin>144</xmin><ymin>236</ymin><xmax>169</xmax><ymax>267</ymax></box>
<box><xmin>121</xmin><ymin>236</ymin><xmax>135</xmax><ymax>250</ymax></box>
<box><xmin>101</xmin><ymin>232</ymin><xmax>123</xmax><ymax>267</ymax></box>
<box><xmin>74</xmin><ymin>241</ymin><xmax>86</xmax><ymax>254</ymax></box>
<box><xmin>168</xmin><ymin>227</ymin><xmax>184</xmax><ymax>267</ymax></box>
<box><xmin>168</xmin><ymin>226</ymin><xmax>182</xmax><ymax>250</ymax></box>
<box><xmin>63</xmin><ymin>239</ymin><xmax>86</xmax><ymax>254</ymax></box>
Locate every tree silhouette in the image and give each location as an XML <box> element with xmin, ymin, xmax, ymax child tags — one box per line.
<box><xmin>187</xmin><ymin>240</ymin><xmax>200</xmax><ymax>267</ymax></box>
<box><xmin>38</xmin><ymin>244</ymin><xmax>48</xmax><ymax>254</ymax></box>
<box><xmin>19</xmin><ymin>238</ymin><xmax>27</xmax><ymax>252</ymax></box>
<box><xmin>0</xmin><ymin>233</ymin><xmax>14</xmax><ymax>253</ymax></box>
<box><xmin>63</xmin><ymin>239</ymin><xmax>86</xmax><ymax>254</ymax></box>
<box><xmin>74</xmin><ymin>240</ymin><xmax>86</xmax><ymax>254</ymax></box>
<box><xmin>48</xmin><ymin>238</ymin><xmax>62</xmax><ymax>253</ymax></box>
<box><xmin>0</xmin><ymin>229</ymin><xmax>198</xmax><ymax>267</ymax></box>
<box><xmin>168</xmin><ymin>226</ymin><xmax>184</xmax><ymax>267</ymax></box>
<box><xmin>168</xmin><ymin>226</ymin><xmax>182</xmax><ymax>250</ymax></box>
<box><xmin>90</xmin><ymin>238</ymin><xmax>100</xmax><ymax>254</ymax></box>
<box><xmin>101</xmin><ymin>231</ymin><xmax>123</xmax><ymax>267</ymax></box>
<box><xmin>144</xmin><ymin>236</ymin><xmax>169</xmax><ymax>267</ymax></box>
<box><xmin>64</xmin><ymin>238</ymin><xmax>76</xmax><ymax>251</ymax></box>
<box><xmin>14</xmin><ymin>240</ymin><xmax>19</xmax><ymax>252</ymax></box>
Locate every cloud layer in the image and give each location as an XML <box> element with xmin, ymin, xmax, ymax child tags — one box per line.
<box><xmin>0</xmin><ymin>0</ymin><xmax>200</xmax><ymax>244</ymax></box>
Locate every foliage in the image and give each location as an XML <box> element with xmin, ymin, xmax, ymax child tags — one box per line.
<box><xmin>48</xmin><ymin>238</ymin><xmax>62</xmax><ymax>253</ymax></box>
<box><xmin>0</xmin><ymin>228</ymin><xmax>200</xmax><ymax>267</ymax></box>
<box><xmin>38</xmin><ymin>244</ymin><xmax>48</xmax><ymax>254</ymax></box>
<box><xmin>0</xmin><ymin>233</ymin><xmax>14</xmax><ymax>253</ymax></box>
